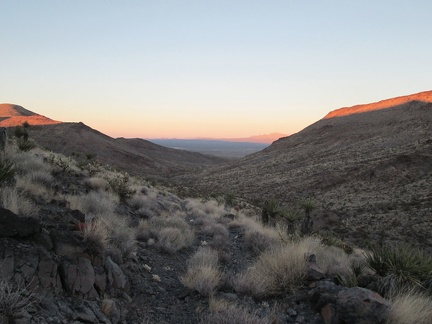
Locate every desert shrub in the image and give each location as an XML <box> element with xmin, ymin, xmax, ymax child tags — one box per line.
<box><xmin>157</xmin><ymin>228</ymin><xmax>190</xmax><ymax>254</ymax></box>
<box><xmin>201</xmin><ymin>298</ymin><xmax>273</xmax><ymax>324</ymax></box>
<box><xmin>386</xmin><ymin>291</ymin><xmax>432</xmax><ymax>324</ymax></box>
<box><xmin>102</xmin><ymin>212</ymin><xmax>137</xmax><ymax>255</ymax></box>
<box><xmin>0</xmin><ymin>278</ymin><xmax>35</xmax><ymax>320</ymax></box>
<box><xmin>0</xmin><ymin>187</ymin><xmax>38</xmax><ymax>217</ymax></box>
<box><xmin>181</xmin><ymin>247</ymin><xmax>222</xmax><ymax>296</ymax></box>
<box><xmin>365</xmin><ymin>244</ymin><xmax>432</xmax><ymax>295</ymax></box>
<box><xmin>229</xmin><ymin>213</ymin><xmax>285</xmax><ymax>253</ymax></box>
<box><xmin>186</xmin><ymin>198</ymin><xmax>228</xmax><ymax>221</ymax></box>
<box><xmin>245</xmin><ymin>230</ymin><xmax>280</xmax><ymax>254</ymax></box>
<box><xmin>48</xmin><ymin>153</ymin><xmax>78</xmax><ymax>173</ymax></box>
<box><xmin>67</xmin><ymin>190</ymin><xmax>117</xmax><ymax>217</ymax></box>
<box><xmin>127</xmin><ymin>193</ymin><xmax>147</xmax><ymax>210</ymax></box>
<box><xmin>81</xmin><ymin>219</ymin><xmax>109</xmax><ymax>252</ymax></box>
<box><xmin>235</xmin><ymin>239</ymin><xmax>311</xmax><ymax>297</ymax></box>
<box><xmin>149</xmin><ymin>214</ymin><xmax>194</xmax><ymax>253</ymax></box>
<box><xmin>85</xmin><ymin>177</ymin><xmax>109</xmax><ymax>191</ymax></box>
<box><xmin>106</xmin><ymin>172</ymin><xmax>135</xmax><ymax>200</ymax></box>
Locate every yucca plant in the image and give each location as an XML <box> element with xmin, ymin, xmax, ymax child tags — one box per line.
<box><xmin>365</xmin><ymin>244</ymin><xmax>432</xmax><ymax>295</ymax></box>
<box><xmin>299</xmin><ymin>197</ymin><xmax>316</xmax><ymax>235</ymax></box>
<box><xmin>261</xmin><ymin>198</ymin><xmax>281</xmax><ymax>224</ymax></box>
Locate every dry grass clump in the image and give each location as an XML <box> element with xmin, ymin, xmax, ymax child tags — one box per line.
<box><xmin>67</xmin><ymin>190</ymin><xmax>117</xmax><ymax>217</ymax></box>
<box><xmin>85</xmin><ymin>177</ymin><xmax>109</xmax><ymax>191</ymax></box>
<box><xmin>235</xmin><ymin>237</ymin><xmax>315</xmax><ymax>297</ymax></box>
<box><xmin>80</xmin><ymin>219</ymin><xmax>109</xmax><ymax>252</ymax></box>
<box><xmin>68</xmin><ymin>190</ymin><xmax>136</xmax><ymax>255</ymax></box>
<box><xmin>181</xmin><ymin>247</ymin><xmax>222</xmax><ymax>296</ymax></box>
<box><xmin>386</xmin><ymin>291</ymin><xmax>432</xmax><ymax>324</ymax></box>
<box><xmin>0</xmin><ymin>187</ymin><xmax>38</xmax><ymax>218</ymax></box>
<box><xmin>229</xmin><ymin>213</ymin><xmax>284</xmax><ymax>253</ymax></box>
<box><xmin>148</xmin><ymin>213</ymin><xmax>194</xmax><ymax>253</ymax></box>
<box><xmin>202</xmin><ymin>298</ymin><xmax>273</xmax><ymax>324</ymax></box>
<box><xmin>186</xmin><ymin>198</ymin><xmax>228</xmax><ymax>223</ymax></box>
<box><xmin>10</xmin><ymin>149</ymin><xmax>52</xmax><ymax>175</ymax></box>
<box><xmin>0</xmin><ymin>278</ymin><xmax>36</xmax><ymax>320</ymax></box>
<box><xmin>15</xmin><ymin>174</ymin><xmax>52</xmax><ymax>199</ymax></box>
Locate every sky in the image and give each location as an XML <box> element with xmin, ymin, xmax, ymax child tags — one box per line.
<box><xmin>1</xmin><ymin>1</ymin><xmax>431</xmax><ymax>139</ymax></box>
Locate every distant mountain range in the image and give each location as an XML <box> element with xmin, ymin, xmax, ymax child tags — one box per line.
<box><xmin>148</xmin><ymin>133</ymin><xmax>288</xmax><ymax>158</ymax></box>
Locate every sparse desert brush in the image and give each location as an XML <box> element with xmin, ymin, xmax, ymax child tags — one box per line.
<box><xmin>0</xmin><ymin>187</ymin><xmax>38</xmax><ymax>218</ymax></box>
<box><xmin>181</xmin><ymin>247</ymin><xmax>222</xmax><ymax>296</ymax></box>
<box><xmin>386</xmin><ymin>291</ymin><xmax>432</xmax><ymax>324</ymax></box>
<box><xmin>234</xmin><ymin>238</ymin><xmax>314</xmax><ymax>297</ymax></box>
<box><xmin>67</xmin><ymin>190</ymin><xmax>118</xmax><ymax>217</ymax></box>
<box><xmin>203</xmin><ymin>297</ymin><xmax>273</xmax><ymax>324</ymax></box>
<box><xmin>15</xmin><ymin>175</ymin><xmax>51</xmax><ymax>199</ymax></box>
<box><xmin>365</xmin><ymin>244</ymin><xmax>432</xmax><ymax>295</ymax></box>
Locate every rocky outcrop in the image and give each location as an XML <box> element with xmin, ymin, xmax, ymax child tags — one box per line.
<box><xmin>0</xmin><ymin>207</ymin><xmax>129</xmax><ymax>323</ymax></box>
<box><xmin>309</xmin><ymin>281</ymin><xmax>391</xmax><ymax>324</ymax></box>
<box><xmin>0</xmin><ymin>208</ymin><xmax>41</xmax><ymax>238</ymax></box>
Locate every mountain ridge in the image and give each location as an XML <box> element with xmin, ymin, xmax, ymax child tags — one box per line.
<box><xmin>0</xmin><ymin>103</ymin><xmax>61</xmax><ymax>126</ymax></box>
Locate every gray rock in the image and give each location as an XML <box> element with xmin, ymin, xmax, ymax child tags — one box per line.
<box><xmin>287</xmin><ymin>308</ymin><xmax>298</xmax><ymax>317</ymax></box>
<box><xmin>74</xmin><ymin>306</ymin><xmax>97</xmax><ymax>323</ymax></box>
<box><xmin>105</xmin><ymin>256</ymin><xmax>127</xmax><ymax>290</ymax></box>
<box><xmin>336</xmin><ymin>287</ymin><xmax>390</xmax><ymax>324</ymax></box>
<box><xmin>306</xmin><ymin>261</ymin><xmax>326</xmax><ymax>281</ymax></box>
<box><xmin>60</xmin><ymin>257</ymin><xmax>96</xmax><ymax>296</ymax></box>
<box><xmin>309</xmin><ymin>283</ymin><xmax>390</xmax><ymax>324</ymax></box>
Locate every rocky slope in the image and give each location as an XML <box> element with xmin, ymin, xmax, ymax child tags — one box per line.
<box><xmin>177</xmin><ymin>91</ymin><xmax>432</xmax><ymax>251</ymax></box>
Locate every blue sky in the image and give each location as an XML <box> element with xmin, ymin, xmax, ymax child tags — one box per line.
<box><xmin>1</xmin><ymin>1</ymin><xmax>431</xmax><ymax>138</ymax></box>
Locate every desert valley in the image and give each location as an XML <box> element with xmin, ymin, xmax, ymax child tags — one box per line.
<box><xmin>0</xmin><ymin>90</ymin><xmax>431</xmax><ymax>323</ymax></box>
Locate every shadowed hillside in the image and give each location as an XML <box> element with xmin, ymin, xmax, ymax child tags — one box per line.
<box><xmin>177</xmin><ymin>91</ymin><xmax>432</xmax><ymax>250</ymax></box>
<box><xmin>28</xmin><ymin>122</ymin><xmax>227</xmax><ymax>179</ymax></box>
